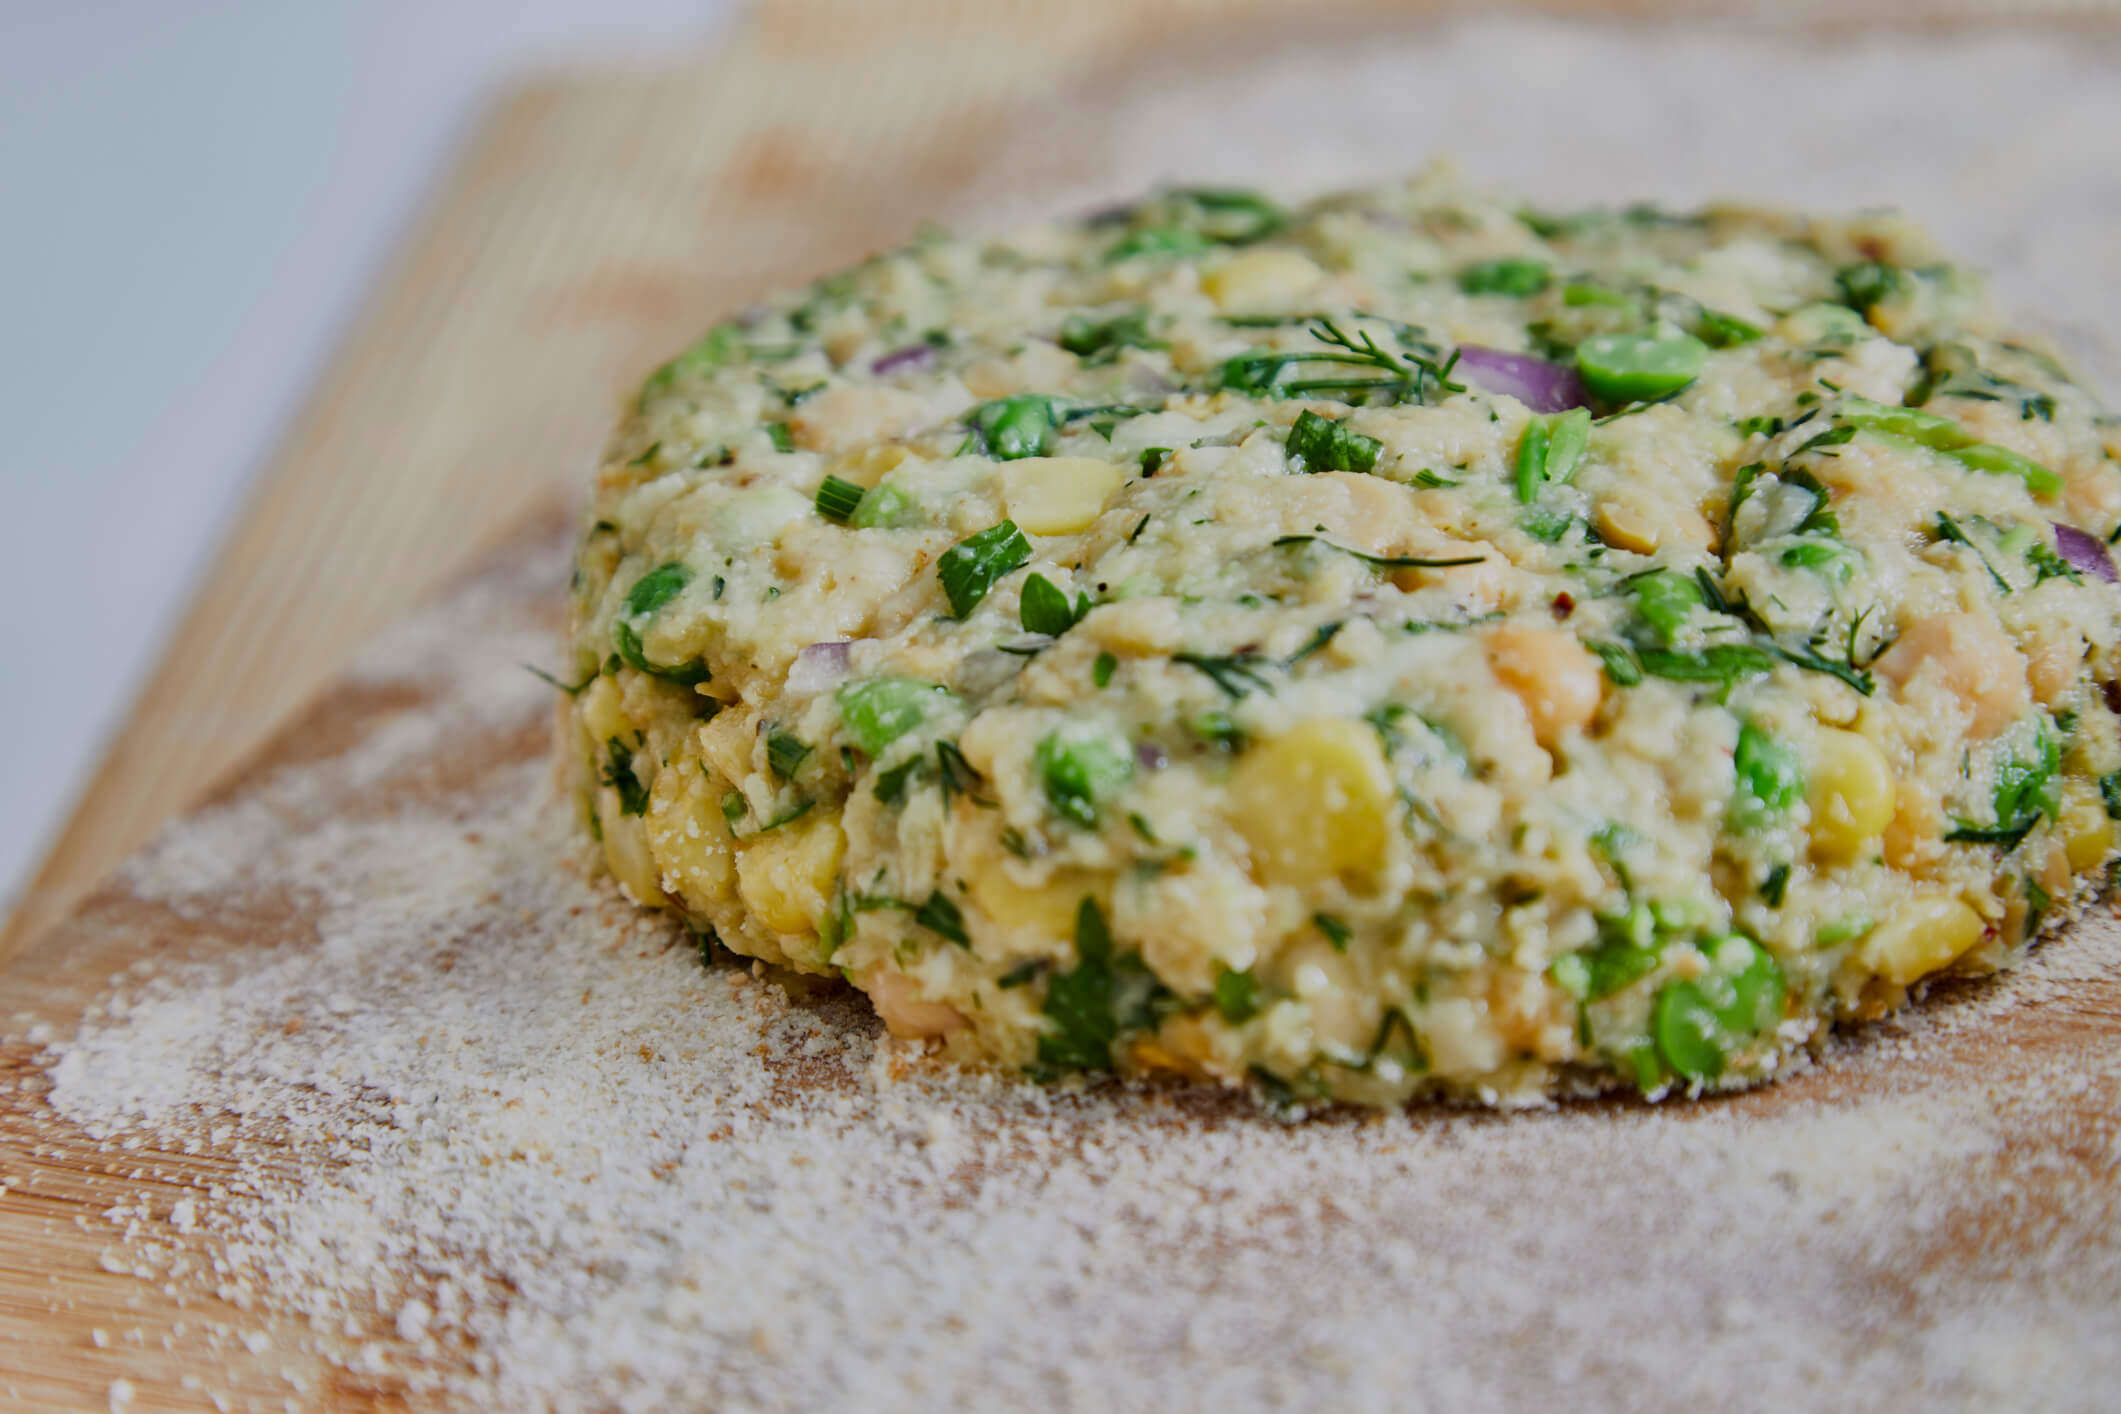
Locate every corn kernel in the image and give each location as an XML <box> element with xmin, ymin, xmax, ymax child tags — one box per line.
<box><xmin>2060</xmin><ymin>780</ymin><xmax>2115</xmax><ymax>872</ymax></box>
<box><xmin>597</xmin><ymin>793</ymin><xmax>665</xmax><ymax>906</ymax></box>
<box><xmin>695</xmin><ymin>709</ymin><xmax>760</xmax><ymax>786</ymax></box>
<box><xmin>970</xmin><ymin>867</ymin><xmax>1085</xmax><ymax>940</ymax></box>
<box><xmin>1860</xmin><ymin>894</ymin><xmax>1986</xmax><ymax>986</ymax></box>
<box><xmin>1201</xmin><ymin>248</ymin><xmax>1324</xmax><ymax>309</ymax></box>
<box><xmin>735</xmin><ymin>811</ymin><xmax>845</xmax><ymax>934</ymax></box>
<box><xmin>1808</xmin><ymin>728</ymin><xmax>1895</xmax><ymax>863</ymax></box>
<box><xmin>579</xmin><ymin>675</ymin><xmax>629</xmax><ymax>748</ymax></box>
<box><xmin>823</xmin><ymin>442</ymin><xmax>913</xmax><ymax>490</ymax></box>
<box><xmin>1594</xmin><ymin>502</ymin><xmax>1660</xmax><ymax>555</ymax></box>
<box><xmin>1228</xmin><ymin>719</ymin><xmax>1394</xmax><ymax>885</ymax></box>
<box><xmin>1002</xmin><ymin>456</ymin><xmax>1125</xmax><ymax>535</ymax></box>
<box><xmin>644</xmin><ymin>749</ymin><xmax>739</xmax><ymax>917</ymax></box>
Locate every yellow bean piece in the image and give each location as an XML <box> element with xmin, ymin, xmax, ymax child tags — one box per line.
<box><xmin>735</xmin><ymin>811</ymin><xmax>845</xmax><ymax>935</ymax></box>
<box><xmin>1808</xmin><ymin>728</ymin><xmax>1895</xmax><ymax>863</ymax></box>
<box><xmin>1201</xmin><ymin>248</ymin><xmax>1324</xmax><ymax>310</ymax></box>
<box><xmin>1228</xmin><ymin>719</ymin><xmax>1394</xmax><ymax>885</ymax></box>
<box><xmin>1860</xmin><ymin>894</ymin><xmax>1987</xmax><ymax>986</ymax></box>
<box><xmin>1002</xmin><ymin>456</ymin><xmax>1126</xmax><ymax>535</ymax></box>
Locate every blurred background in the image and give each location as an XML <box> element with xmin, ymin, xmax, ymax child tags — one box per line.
<box><xmin>3</xmin><ymin>0</ymin><xmax>2116</xmax><ymax>950</ymax></box>
<box><xmin>0</xmin><ymin>1</ymin><xmax>739</xmax><ymax>929</ymax></box>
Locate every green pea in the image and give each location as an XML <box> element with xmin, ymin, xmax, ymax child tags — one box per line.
<box><xmin>1035</xmin><ymin>730</ymin><xmax>1133</xmax><ymax>828</ymax></box>
<box><xmin>970</xmin><ymin>396</ymin><xmax>1060</xmax><ymax>460</ymax></box>
<box><xmin>1652</xmin><ymin>935</ymin><xmax>1786</xmax><ymax>1082</ymax></box>
<box><xmin>1628</xmin><ymin>570</ymin><xmax>1703</xmax><ymax>646</ymax></box>
<box><xmin>838</xmin><ymin>676</ymin><xmax>951</xmax><ymax>756</ymax></box>
<box><xmin>1730</xmin><ymin>723</ymin><xmax>1803</xmax><ymax>831</ymax></box>
<box><xmin>1713</xmin><ymin>935</ymin><xmax>1786</xmax><ymax>1036</ymax></box>
<box><xmin>1653</xmin><ymin>979</ymin><xmax>1728</xmax><ymax>1082</ymax></box>
<box><xmin>849</xmin><ymin>482</ymin><xmax>919</xmax><ymax>529</ymax></box>
<box><xmin>1575</xmin><ymin>329</ymin><xmax>1708</xmax><ymax>403</ymax></box>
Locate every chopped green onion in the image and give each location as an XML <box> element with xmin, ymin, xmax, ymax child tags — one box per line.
<box><xmin>1514</xmin><ymin>407</ymin><xmax>1591</xmax><ymax>502</ymax></box>
<box><xmin>1271</xmin><ymin>533</ymin><xmax>1483</xmax><ymax>569</ymax></box>
<box><xmin>1841</xmin><ymin>397</ymin><xmax>2062</xmax><ymax>495</ymax></box>
<box><xmin>913</xmin><ymin>891</ymin><xmax>970</xmax><ymax>947</ymax></box>
<box><xmin>766</xmin><ymin>727</ymin><xmax>811</xmax><ymax>781</ymax></box>
<box><xmin>814</xmin><ymin>475</ymin><xmax>866</xmax><ymax>523</ymax></box>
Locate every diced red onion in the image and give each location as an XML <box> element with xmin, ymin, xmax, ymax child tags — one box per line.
<box><xmin>1134</xmin><ymin>742</ymin><xmax>1168</xmax><ymax>772</ymax></box>
<box><xmin>786</xmin><ymin>640</ymin><xmax>854</xmax><ymax>694</ymax></box>
<box><xmin>2053</xmin><ymin>523</ymin><xmax>2119</xmax><ymax>583</ymax></box>
<box><xmin>953</xmin><ymin>648</ymin><xmax>1029</xmax><ymax>699</ymax></box>
<box><xmin>1454</xmin><ymin>345</ymin><xmax>1588</xmax><ymax>414</ymax></box>
<box><xmin>871</xmin><ymin>343</ymin><xmax>937</xmax><ymax>377</ymax></box>
<box><xmin>1123</xmin><ymin>365</ymin><xmax>1175</xmax><ymax>401</ymax></box>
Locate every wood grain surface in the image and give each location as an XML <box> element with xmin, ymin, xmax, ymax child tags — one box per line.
<box><xmin>6</xmin><ymin>2</ymin><xmax>2121</xmax><ymax>1408</ymax></box>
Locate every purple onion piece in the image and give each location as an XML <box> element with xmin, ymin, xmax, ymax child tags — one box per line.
<box><xmin>786</xmin><ymin>640</ymin><xmax>854</xmax><ymax>695</ymax></box>
<box><xmin>871</xmin><ymin>343</ymin><xmax>938</xmax><ymax>377</ymax></box>
<box><xmin>1454</xmin><ymin>345</ymin><xmax>1588</xmax><ymax>414</ymax></box>
<box><xmin>1134</xmin><ymin>742</ymin><xmax>1169</xmax><ymax>772</ymax></box>
<box><xmin>2053</xmin><ymin>523</ymin><xmax>2119</xmax><ymax>583</ymax></box>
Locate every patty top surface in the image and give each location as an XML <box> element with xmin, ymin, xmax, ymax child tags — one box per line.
<box><xmin>565</xmin><ymin>168</ymin><xmax>2121</xmax><ymax>1108</ymax></box>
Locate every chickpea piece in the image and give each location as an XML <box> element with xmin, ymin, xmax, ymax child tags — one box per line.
<box><xmin>1483</xmin><ymin>624</ymin><xmax>1603</xmax><ymax>749</ymax></box>
<box><xmin>867</xmin><ymin>970</ymin><xmax>967</xmax><ymax>1039</ymax></box>
<box><xmin>1875</xmin><ymin>612</ymin><xmax>2030</xmax><ymax>740</ymax></box>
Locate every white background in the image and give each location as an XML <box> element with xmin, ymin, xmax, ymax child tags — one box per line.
<box><xmin>0</xmin><ymin>0</ymin><xmax>740</xmax><ymax>916</ymax></box>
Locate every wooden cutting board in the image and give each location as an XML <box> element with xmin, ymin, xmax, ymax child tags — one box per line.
<box><xmin>8</xmin><ymin>3</ymin><xmax>2121</xmax><ymax>1409</ymax></box>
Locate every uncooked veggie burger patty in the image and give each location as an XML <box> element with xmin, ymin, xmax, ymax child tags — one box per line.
<box><xmin>563</xmin><ymin>169</ymin><xmax>2121</xmax><ymax>1108</ymax></box>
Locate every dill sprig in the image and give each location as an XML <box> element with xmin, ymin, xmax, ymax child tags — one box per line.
<box><xmin>1218</xmin><ymin>318</ymin><xmax>1466</xmax><ymax>407</ymax></box>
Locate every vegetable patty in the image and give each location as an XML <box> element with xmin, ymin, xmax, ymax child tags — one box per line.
<box><xmin>562</xmin><ymin>170</ymin><xmax>2121</xmax><ymax>1108</ymax></box>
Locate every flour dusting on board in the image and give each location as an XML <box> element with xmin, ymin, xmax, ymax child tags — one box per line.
<box><xmin>29</xmin><ymin>556</ymin><xmax>2121</xmax><ymax>1410</ymax></box>
<box><xmin>18</xmin><ymin>15</ymin><xmax>2121</xmax><ymax>1412</ymax></box>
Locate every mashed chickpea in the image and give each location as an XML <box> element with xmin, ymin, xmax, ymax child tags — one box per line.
<box><xmin>564</xmin><ymin>170</ymin><xmax>2121</xmax><ymax>1108</ymax></box>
